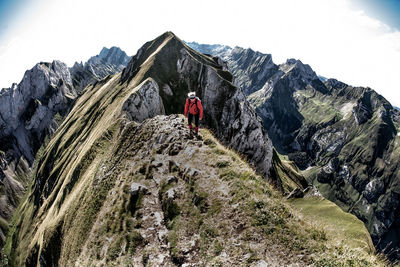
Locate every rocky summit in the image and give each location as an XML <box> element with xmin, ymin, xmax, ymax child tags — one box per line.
<box><xmin>189</xmin><ymin>41</ymin><xmax>400</xmax><ymax>260</ymax></box>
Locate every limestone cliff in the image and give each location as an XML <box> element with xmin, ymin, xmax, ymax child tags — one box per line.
<box><xmin>0</xmin><ymin>61</ymin><xmax>76</xmax><ymax>246</ymax></box>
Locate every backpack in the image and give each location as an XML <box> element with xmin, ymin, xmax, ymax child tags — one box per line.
<box><xmin>189</xmin><ymin>98</ymin><xmax>198</xmax><ymax>114</ymax></box>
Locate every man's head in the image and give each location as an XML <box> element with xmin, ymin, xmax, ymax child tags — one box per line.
<box><xmin>188</xmin><ymin>92</ymin><xmax>196</xmax><ymax>99</ymax></box>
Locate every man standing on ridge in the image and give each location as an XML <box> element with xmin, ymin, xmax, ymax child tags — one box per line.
<box><xmin>184</xmin><ymin>92</ymin><xmax>203</xmax><ymax>137</ymax></box>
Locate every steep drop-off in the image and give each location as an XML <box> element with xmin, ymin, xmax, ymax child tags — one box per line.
<box><xmin>186</xmin><ymin>42</ymin><xmax>278</xmax><ymax>96</ymax></box>
<box><xmin>189</xmin><ymin>42</ymin><xmax>400</xmax><ymax>260</ymax></box>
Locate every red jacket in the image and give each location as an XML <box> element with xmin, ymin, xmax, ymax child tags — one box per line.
<box><xmin>184</xmin><ymin>97</ymin><xmax>203</xmax><ymax>119</ymax></box>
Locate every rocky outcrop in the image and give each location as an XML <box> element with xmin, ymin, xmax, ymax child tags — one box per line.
<box><xmin>121</xmin><ymin>78</ymin><xmax>165</xmax><ymax>122</ymax></box>
<box><xmin>70</xmin><ymin>46</ymin><xmax>131</xmax><ymax>92</ymax></box>
<box><xmin>0</xmin><ymin>60</ymin><xmax>77</xmax><ymax>246</ymax></box>
<box><xmin>269</xmin><ymin>75</ymin><xmax>400</xmax><ymax>260</ymax></box>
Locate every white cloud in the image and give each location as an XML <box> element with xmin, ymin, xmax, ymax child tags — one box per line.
<box><xmin>0</xmin><ymin>0</ymin><xmax>399</xmax><ymax>106</ymax></box>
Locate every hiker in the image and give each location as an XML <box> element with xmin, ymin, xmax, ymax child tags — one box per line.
<box><xmin>184</xmin><ymin>92</ymin><xmax>203</xmax><ymax>136</ymax></box>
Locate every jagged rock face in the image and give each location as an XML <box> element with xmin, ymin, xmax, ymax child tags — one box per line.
<box><xmin>278</xmin><ymin>79</ymin><xmax>400</xmax><ymax>259</ymax></box>
<box><xmin>98</xmin><ymin>46</ymin><xmax>131</xmax><ymax>67</ymax></box>
<box><xmin>121</xmin><ymin>32</ymin><xmax>273</xmax><ymax>179</ymax></box>
<box><xmin>70</xmin><ymin>46</ymin><xmax>131</xmax><ymax>92</ymax></box>
<box><xmin>0</xmin><ymin>46</ymin><xmax>130</xmax><ymax>250</ymax></box>
<box><xmin>0</xmin><ymin>59</ymin><xmax>76</xmax><ymax>168</ymax></box>
<box><xmin>248</xmin><ymin>59</ymin><xmax>323</xmax><ymax>152</ymax></box>
<box><xmin>190</xmin><ymin>42</ymin><xmax>400</xmax><ymax>260</ymax></box>
<box><xmin>185</xmin><ymin>42</ymin><xmax>232</xmax><ymax>59</ymax></box>
<box><xmin>0</xmin><ymin>61</ymin><xmax>75</xmax><ymax>138</ymax></box>
<box><xmin>186</xmin><ymin>42</ymin><xmax>278</xmax><ymax>95</ymax></box>
<box><xmin>0</xmin><ymin>60</ymin><xmax>77</xmax><ymax>246</ymax></box>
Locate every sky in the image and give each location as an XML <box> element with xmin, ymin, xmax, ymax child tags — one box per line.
<box><xmin>0</xmin><ymin>0</ymin><xmax>400</xmax><ymax>106</ymax></box>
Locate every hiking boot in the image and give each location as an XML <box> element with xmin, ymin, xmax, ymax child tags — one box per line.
<box><xmin>195</xmin><ymin>131</ymin><xmax>202</xmax><ymax>140</ymax></box>
<box><xmin>187</xmin><ymin>129</ymin><xmax>194</xmax><ymax>139</ymax></box>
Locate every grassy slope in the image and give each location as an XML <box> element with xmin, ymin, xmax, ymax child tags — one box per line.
<box><xmin>290</xmin><ymin>197</ymin><xmax>375</xmax><ymax>254</ymax></box>
<box><xmin>2</xmin><ymin>50</ymin><xmax>157</xmax><ymax>264</ymax></box>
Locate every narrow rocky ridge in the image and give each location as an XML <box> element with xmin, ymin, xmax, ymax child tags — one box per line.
<box><xmin>6</xmin><ymin>114</ymin><xmax>383</xmax><ymax>266</ymax></box>
<box><xmin>121</xmin><ymin>32</ymin><xmax>273</xmax><ymax>180</ymax></box>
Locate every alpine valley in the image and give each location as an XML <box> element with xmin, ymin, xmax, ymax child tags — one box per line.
<box><xmin>0</xmin><ymin>32</ymin><xmax>396</xmax><ymax>266</ymax></box>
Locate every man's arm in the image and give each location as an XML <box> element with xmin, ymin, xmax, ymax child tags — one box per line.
<box><xmin>184</xmin><ymin>98</ymin><xmax>189</xmax><ymax>116</ymax></box>
<box><xmin>198</xmin><ymin>99</ymin><xmax>204</xmax><ymax>120</ymax></box>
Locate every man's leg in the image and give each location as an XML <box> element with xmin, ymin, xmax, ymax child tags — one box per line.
<box><xmin>188</xmin><ymin>113</ymin><xmax>193</xmax><ymax>131</ymax></box>
<box><xmin>194</xmin><ymin>114</ymin><xmax>199</xmax><ymax>134</ymax></box>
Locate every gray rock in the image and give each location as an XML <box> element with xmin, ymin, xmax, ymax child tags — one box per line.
<box><xmin>130</xmin><ymin>183</ymin><xmax>148</xmax><ymax>197</ymax></box>
<box><xmin>303</xmin><ymin>186</ymin><xmax>322</xmax><ymax>197</ymax></box>
<box><xmin>186</xmin><ymin>42</ymin><xmax>278</xmax><ymax>96</ymax></box>
<box><xmin>0</xmin><ymin>60</ymin><xmax>78</xmax><ymax>247</ymax></box>
<box><xmin>166</xmin><ymin>176</ymin><xmax>178</xmax><ymax>184</ymax></box>
<box><xmin>363</xmin><ymin>179</ymin><xmax>385</xmax><ymax>202</ymax></box>
<box><xmin>121</xmin><ymin>78</ymin><xmax>165</xmax><ymax>122</ymax></box>
<box><xmin>253</xmin><ymin>260</ymin><xmax>269</xmax><ymax>267</ymax></box>
<box><xmin>165</xmin><ymin>188</ymin><xmax>175</xmax><ymax>199</ymax></box>
<box><xmin>0</xmin><ymin>61</ymin><xmax>76</xmax><ymax>162</ymax></box>
<box><xmin>352</xmin><ymin>102</ymin><xmax>372</xmax><ymax>125</ymax></box>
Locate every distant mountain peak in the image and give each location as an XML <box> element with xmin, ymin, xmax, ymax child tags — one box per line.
<box><xmin>279</xmin><ymin>58</ymin><xmax>318</xmax><ymax>83</ymax></box>
<box><xmin>98</xmin><ymin>46</ymin><xmax>129</xmax><ymax>64</ymax></box>
<box><xmin>69</xmin><ymin>46</ymin><xmax>131</xmax><ymax>91</ymax></box>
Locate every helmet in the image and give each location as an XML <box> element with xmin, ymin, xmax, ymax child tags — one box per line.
<box><xmin>188</xmin><ymin>92</ymin><xmax>196</xmax><ymax>98</ymax></box>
